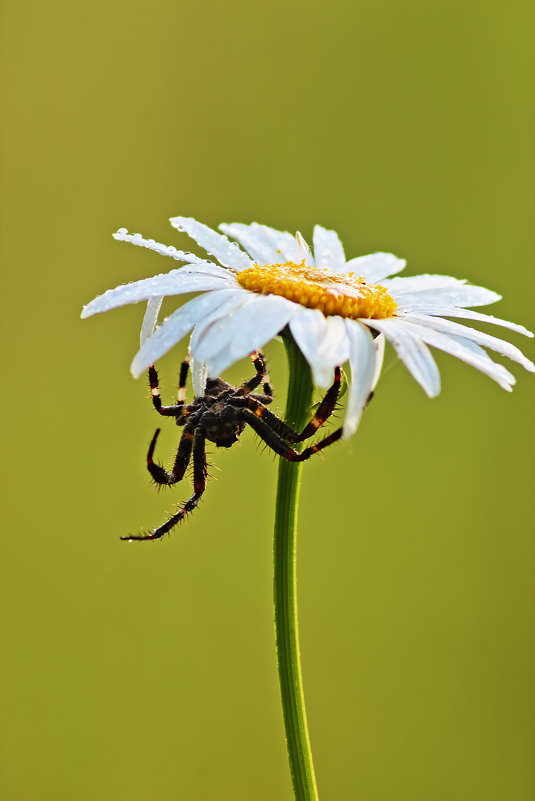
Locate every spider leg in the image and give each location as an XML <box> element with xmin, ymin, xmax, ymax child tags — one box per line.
<box><xmin>146</xmin><ymin>419</ymin><xmax>197</xmax><ymax>486</ymax></box>
<box><xmin>148</xmin><ymin>364</ymin><xmax>194</xmax><ymax>419</ymax></box>
<box><xmin>247</xmin><ymin>392</ymin><xmax>275</xmax><ymax>404</ymax></box>
<box><xmin>230</xmin><ymin>367</ymin><xmax>342</xmax><ymax>443</ymax></box>
<box><xmin>234</xmin><ymin>351</ymin><xmax>273</xmax><ymax>401</ymax></box>
<box><xmin>240</xmin><ymin>408</ymin><xmax>343</xmax><ymax>462</ymax></box>
<box><xmin>293</xmin><ymin>366</ymin><xmax>341</xmax><ymax>442</ymax></box>
<box><xmin>122</xmin><ymin>429</ymin><xmax>207</xmax><ymax>541</ymax></box>
<box><xmin>176</xmin><ymin>355</ymin><xmax>190</xmax><ymax>403</ymax></box>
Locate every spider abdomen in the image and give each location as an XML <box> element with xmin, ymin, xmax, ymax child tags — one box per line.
<box><xmin>200</xmin><ymin>405</ymin><xmax>245</xmax><ymax>448</ymax></box>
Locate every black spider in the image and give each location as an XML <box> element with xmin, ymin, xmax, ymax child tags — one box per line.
<box><xmin>122</xmin><ymin>351</ymin><xmax>343</xmax><ymax>541</ymax></box>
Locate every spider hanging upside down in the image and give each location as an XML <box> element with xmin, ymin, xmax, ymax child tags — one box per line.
<box><xmin>122</xmin><ymin>351</ymin><xmax>343</xmax><ymax>541</ymax></box>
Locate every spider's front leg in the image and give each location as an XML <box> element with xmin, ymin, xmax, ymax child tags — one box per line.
<box><xmin>231</xmin><ymin>367</ymin><xmax>342</xmax><ymax>443</ymax></box>
<box><xmin>293</xmin><ymin>366</ymin><xmax>342</xmax><ymax>442</ymax></box>
<box><xmin>148</xmin><ymin>363</ymin><xmax>193</xmax><ymax>419</ymax></box>
<box><xmin>121</xmin><ymin>429</ymin><xmax>208</xmax><ymax>541</ymax></box>
<box><xmin>241</xmin><ymin>407</ymin><xmax>343</xmax><ymax>463</ymax></box>
<box><xmin>234</xmin><ymin>351</ymin><xmax>273</xmax><ymax>403</ymax></box>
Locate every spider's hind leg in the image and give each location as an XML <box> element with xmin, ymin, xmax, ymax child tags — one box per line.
<box><xmin>123</xmin><ymin>429</ymin><xmax>207</xmax><ymax>541</ymax></box>
<box><xmin>146</xmin><ymin>420</ymin><xmax>196</xmax><ymax>486</ymax></box>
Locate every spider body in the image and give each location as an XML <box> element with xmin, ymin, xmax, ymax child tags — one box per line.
<box><xmin>122</xmin><ymin>352</ymin><xmax>342</xmax><ymax>541</ymax></box>
<box><xmin>182</xmin><ymin>378</ymin><xmax>248</xmax><ymax>447</ymax></box>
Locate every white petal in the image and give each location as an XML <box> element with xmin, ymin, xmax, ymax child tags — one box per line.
<box><xmin>403</xmin><ymin>314</ymin><xmax>535</xmax><ymax>373</ymax></box>
<box><xmin>445</xmin><ymin>335</ymin><xmax>516</xmax><ymax>389</ymax></box>
<box><xmin>371</xmin><ymin>333</ymin><xmax>385</xmax><ymax>390</ymax></box>
<box><xmin>169</xmin><ymin>216</ymin><xmax>253</xmax><ymax>271</ymax></box>
<box><xmin>172</xmin><ymin>262</ymin><xmax>234</xmax><ymax>279</ymax></box>
<box><xmin>344</xmin><ymin>253</ymin><xmax>406</xmax><ymax>282</ymax></box>
<box><xmin>190</xmin><ymin>291</ymin><xmax>257</xmax><ymax>357</ymax></box>
<box><xmin>205</xmin><ymin>295</ymin><xmax>299</xmax><ymax>377</ymax></box>
<box><xmin>295</xmin><ymin>232</ymin><xmax>315</xmax><ymax>266</ymax></box>
<box><xmin>397</xmin><ymin>286</ymin><xmax>501</xmax><ymax>308</ymax></box>
<box><xmin>191</xmin><ymin>357</ymin><xmax>208</xmax><ymax>397</ymax></box>
<box><xmin>391</xmin><ymin>319</ymin><xmax>516</xmax><ymax>390</ymax></box>
<box><xmin>289</xmin><ymin>309</ymin><xmax>329</xmax><ymax>383</ymax></box>
<box><xmin>386</xmin><ymin>275</ymin><xmax>501</xmax><ymax>307</ymax></box>
<box><xmin>392</xmin><ymin>304</ymin><xmax>533</xmax><ymax>338</ymax></box>
<box><xmin>363</xmin><ymin>318</ymin><xmax>441</xmax><ymax>397</ymax></box>
<box><xmin>385</xmin><ymin>275</ymin><xmax>469</xmax><ymax>293</ymax></box>
<box><xmin>81</xmin><ymin>270</ymin><xmax>234</xmax><ymax>318</ymax></box>
<box><xmin>246</xmin><ymin>223</ymin><xmax>302</xmax><ymax>261</ymax></box>
<box><xmin>343</xmin><ymin>322</ymin><xmax>378</xmax><ymax>439</ymax></box>
<box><xmin>313</xmin><ymin>225</ymin><xmax>346</xmax><ymax>270</ymax></box>
<box><xmin>219</xmin><ymin>223</ymin><xmax>280</xmax><ymax>265</ymax></box>
<box><xmin>289</xmin><ymin>309</ymin><xmax>350</xmax><ymax>387</ymax></box>
<box><xmin>113</xmin><ymin>229</ymin><xmax>214</xmax><ymax>265</ymax></box>
<box><xmin>140</xmin><ymin>297</ymin><xmax>163</xmax><ymax>346</ymax></box>
<box><xmin>130</xmin><ymin>290</ymin><xmax>234</xmax><ymax>378</ymax></box>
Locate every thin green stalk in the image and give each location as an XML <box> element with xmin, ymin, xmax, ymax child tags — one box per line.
<box><xmin>274</xmin><ymin>336</ymin><xmax>318</xmax><ymax>801</ymax></box>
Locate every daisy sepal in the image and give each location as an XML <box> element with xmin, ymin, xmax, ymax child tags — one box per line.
<box><xmin>372</xmin><ymin>318</ymin><xmax>516</xmax><ymax>391</ymax></box>
<box><xmin>312</xmin><ymin>225</ymin><xmax>345</xmax><ymax>271</ymax></box>
<box><xmin>343</xmin><ymin>252</ymin><xmax>406</xmax><ymax>282</ymax></box>
<box><xmin>170</xmin><ymin>216</ymin><xmax>253</xmax><ymax>271</ymax></box>
<box><xmin>289</xmin><ymin>309</ymin><xmax>349</xmax><ymax>387</ymax></box>
<box><xmin>130</xmin><ymin>290</ymin><xmax>241</xmax><ymax>378</ymax></box>
<box><xmin>361</xmin><ymin>317</ymin><xmax>441</xmax><ymax>397</ymax></box>
<box><xmin>343</xmin><ymin>322</ymin><xmax>378</xmax><ymax>439</ymax></box>
<box><xmin>402</xmin><ymin>314</ymin><xmax>535</xmax><ymax>373</ymax></box>
<box><xmin>81</xmin><ymin>266</ymin><xmax>235</xmax><ymax>318</ymax></box>
<box><xmin>204</xmin><ymin>295</ymin><xmax>300</xmax><ymax>378</ymax></box>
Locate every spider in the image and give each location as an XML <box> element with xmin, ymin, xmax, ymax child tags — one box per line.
<box><xmin>122</xmin><ymin>351</ymin><xmax>343</xmax><ymax>541</ymax></box>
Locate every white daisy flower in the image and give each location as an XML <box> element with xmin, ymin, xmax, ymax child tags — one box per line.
<box><xmin>81</xmin><ymin>217</ymin><xmax>534</xmax><ymax>438</ymax></box>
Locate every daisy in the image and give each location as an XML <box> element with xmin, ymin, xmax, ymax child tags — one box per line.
<box><xmin>81</xmin><ymin>216</ymin><xmax>534</xmax><ymax>438</ymax></box>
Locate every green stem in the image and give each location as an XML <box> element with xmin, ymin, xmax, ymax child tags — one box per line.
<box><xmin>274</xmin><ymin>336</ymin><xmax>318</xmax><ymax>801</ymax></box>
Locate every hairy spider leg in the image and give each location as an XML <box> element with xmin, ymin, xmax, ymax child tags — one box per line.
<box><xmin>294</xmin><ymin>366</ymin><xmax>341</xmax><ymax>442</ymax></box>
<box><xmin>176</xmin><ymin>355</ymin><xmax>191</xmax><ymax>403</ymax></box>
<box><xmin>229</xmin><ymin>367</ymin><xmax>341</xmax><ymax>444</ymax></box>
<box><xmin>146</xmin><ymin>418</ymin><xmax>199</xmax><ymax>485</ymax></box>
<box><xmin>122</xmin><ymin>429</ymin><xmax>208</xmax><ymax>541</ymax></box>
<box><xmin>148</xmin><ymin>364</ymin><xmax>193</xmax><ymax>419</ymax></box>
<box><xmin>234</xmin><ymin>351</ymin><xmax>273</xmax><ymax>400</ymax></box>
<box><xmin>240</xmin><ymin>409</ymin><xmax>343</xmax><ymax>462</ymax></box>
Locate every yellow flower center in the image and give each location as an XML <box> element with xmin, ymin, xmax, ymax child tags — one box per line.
<box><xmin>236</xmin><ymin>261</ymin><xmax>397</xmax><ymax>319</ymax></box>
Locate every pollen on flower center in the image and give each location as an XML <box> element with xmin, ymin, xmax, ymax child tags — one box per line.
<box><xmin>236</xmin><ymin>261</ymin><xmax>397</xmax><ymax>319</ymax></box>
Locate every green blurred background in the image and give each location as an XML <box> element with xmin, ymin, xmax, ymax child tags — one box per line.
<box><xmin>1</xmin><ymin>1</ymin><xmax>534</xmax><ymax>799</ymax></box>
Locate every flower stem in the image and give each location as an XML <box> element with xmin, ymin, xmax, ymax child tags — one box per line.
<box><xmin>274</xmin><ymin>336</ymin><xmax>318</xmax><ymax>801</ymax></box>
